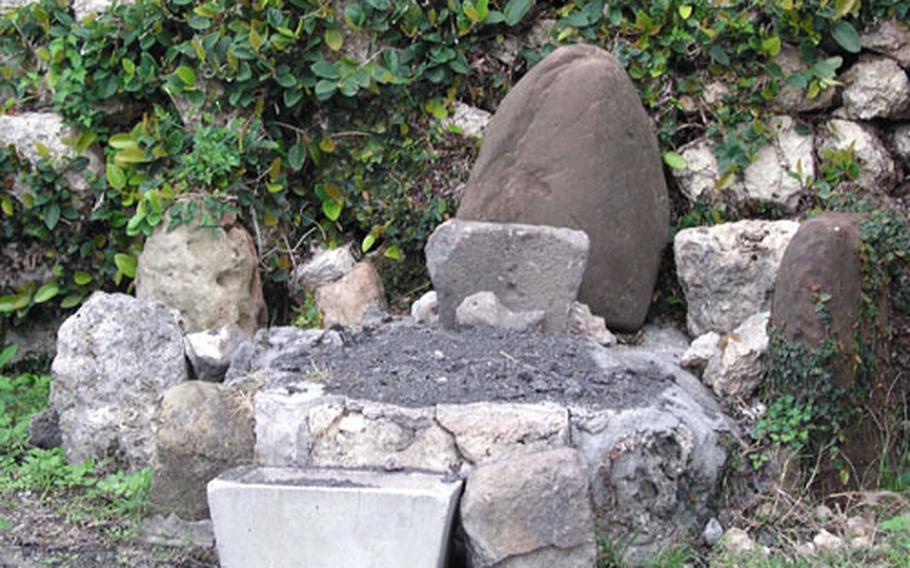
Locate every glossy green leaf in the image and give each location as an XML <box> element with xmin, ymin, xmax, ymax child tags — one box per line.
<box><xmin>288</xmin><ymin>143</ymin><xmax>306</xmax><ymax>171</ymax></box>
<box><xmin>323</xmin><ymin>200</ymin><xmax>342</xmax><ymax>221</ymax></box>
<box><xmin>114</xmin><ymin>253</ymin><xmax>138</xmax><ymax>278</ymax></box>
<box><xmin>504</xmin><ymin>0</ymin><xmax>533</xmax><ymax>26</ymax></box>
<box><xmin>0</xmin><ymin>293</ymin><xmax>30</xmax><ymax>313</ymax></box>
<box><xmin>362</xmin><ymin>232</ymin><xmax>376</xmax><ymax>252</ymax></box>
<box><xmin>175</xmin><ymin>65</ymin><xmax>197</xmax><ymax>87</ymax></box>
<box><xmin>106</xmin><ymin>163</ymin><xmax>127</xmax><ymax>190</ymax></box>
<box><xmin>663</xmin><ymin>151</ymin><xmax>687</xmax><ymax>170</ymax></box>
<box><xmin>0</xmin><ymin>344</ymin><xmax>17</xmax><ymax>368</ymax></box>
<box><xmin>44</xmin><ymin>203</ymin><xmax>60</xmax><ymax>230</ymax></box>
<box><xmin>325</xmin><ymin>28</ymin><xmax>343</xmax><ymax>51</ymax></box>
<box><xmin>831</xmin><ymin>20</ymin><xmax>861</xmax><ymax>53</ymax></box>
<box><xmin>73</xmin><ymin>271</ymin><xmax>93</xmax><ymax>286</ymax></box>
<box><xmin>33</xmin><ymin>281</ymin><xmax>59</xmax><ymax>304</ymax></box>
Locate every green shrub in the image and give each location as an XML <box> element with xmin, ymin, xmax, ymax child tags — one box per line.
<box><xmin>1</xmin><ymin>0</ymin><xmax>907</xmax><ymax>329</ymax></box>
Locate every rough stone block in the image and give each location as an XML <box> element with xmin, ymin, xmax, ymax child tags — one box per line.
<box><xmin>50</xmin><ymin>292</ymin><xmax>188</xmax><ymax>468</ymax></box>
<box><xmin>674</xmin><ymin>219</ymin><xmax>799</xmax><ymax>336</ymax></box>
<box><xmin>426</xmin><ymin>218</ymin><xmax>589</xmax><ymax>332</ymax></box>
<box><xmin>208</xmin><ymin>466</ymin><xmax>463</xmax><ymax>568</ymax></box>
<box><xmin>460</xmin><ymin>448</ymin><xmax>597</xmax><ymax>567</ymax></box>
<box><xmin>436</xmin><ymin>402</ymin><xmax>570</xmax><ymax>465</ymax></box>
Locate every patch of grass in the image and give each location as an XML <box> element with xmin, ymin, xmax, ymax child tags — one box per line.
<box><xmin>0</xmin><ymin>366</ymin><xmax>152</xmax><ymax>542</ymax></box>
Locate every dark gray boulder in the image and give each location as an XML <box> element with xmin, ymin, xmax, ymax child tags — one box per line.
<box><xmin>457</xmin><ymin>44</ymin><xmax>669</xmax><ymax>332</ymax></box>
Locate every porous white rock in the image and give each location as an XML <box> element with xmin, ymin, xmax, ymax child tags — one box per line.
<box><xmin>292</xmin><ymin>245</ymin><xmax>356</xmax><ymax>290</ymax></box>
<box><xmin>136</xmin><ymin>218</ymin><xmax>267</xmax><ymax>335</ymax></box>
<box><xmin>673</xmin><ymin>117</ymin><xmax>813</xmax><ymax>212</ymax></box>
<box><xmin>410</xmin><ymin>290</ymin><xmax>439</xmax><ymax>325</ymax></box>
<box><xmin>306</xmin><ymin>399</ymin><xmax>461</xmax><ymax>473</ymax></box>
<box><xmin>819</xmin><ymin>119</ymin><xmax>898</xmax><ymax>192</ymax></box>
<box><xmin>841</xmin><ymin>57</ymin><xmax>910</xmax><ymax>120</ymax></box>
<box><xmin>703</xmin><ymin>312</ymin><xmax>770</xmax><ymax>399</ymax></box>
<box><xmin>72</xmin><ymin>0</ymin><xmax>132</xmax><ymax>19</ymax></box>
<box><xmin>443</xmin><ymin>102</ymin><xmax>492</xmax><ymax>138</ymax></box>
<box><xmin>185</xmin><ymin>324</ymin><xmax>247</xmax><ymax>381</ymax></box>
<box><xmin>314</xmin><ymin>260</ymin><xmax>387</xmax><ymax>328</ymax></box>
<box><xmin>568</xmin><ymin>301</ymin><xmax>617</xmax><ymax>346</ymax></box>
<box><xmin>0</xmin><ymin>112</ymin><xmax>102</xmax><ymax>197</ymax></box>
<box><xmin>455</xmin><ymin>291</ymin><xmax>546</xmax><ymax>332</ymax></box>
<box><xmin>571</xmin><ymin>347</ymin><xmax>735</xmax><ymax>561</ymax></box>
<box><xmin>681</xmin><ymin>332</ymin><xmax>722</xmax><ymax>374</ymax></box>
<box><xmin>50</xmin><ymin>292</ymin><xmax>188</xmax><ymax>467</ymax></box>
<box><xmin>861</xmin><ymin>19</ymin><xmax>910</xmax><ymax>69</ymax></box>
<box><xmin>435</xmin><ymin>402</ymin><xmax>570</xmax><ymax>465</ymax></box>
<box><xmin>674</xmin><ymin>220</ymin><xmax>799</xmax><ymax>336</ymax></box>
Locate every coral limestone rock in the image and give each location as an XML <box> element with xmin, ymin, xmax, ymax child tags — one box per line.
<box><xmin>674</xmin><ymin>219</ymin><xmax>799</xmax><ymax>336</ymax></box>
<box><xmin>50</xmin><ymin>292</ymin><xmax>188</xmax><ymax>468</ymax></box>
<box><xmin>137</xmin><ymin>218</ymin><xmax>267</xmax><ymax>335</ymax></box>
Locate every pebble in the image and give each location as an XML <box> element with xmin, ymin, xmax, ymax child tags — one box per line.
<box><xmin>702</xmin><ymin>517</ymin><xmax>724</xmax><ymax>547</ymax></box>
<box><xmin>813</xmin><ymin>529</ymin><xmax>844</xmax><ymax>552</ymax></box>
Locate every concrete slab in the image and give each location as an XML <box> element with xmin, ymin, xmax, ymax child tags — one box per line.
<box><xmin>207</xmin><ymin>466</ymin><xmax>464</xmax><ymax>568</ymax></box>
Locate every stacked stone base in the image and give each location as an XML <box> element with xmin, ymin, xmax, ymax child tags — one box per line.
<box><xmin>246</xmin><ymin>338</ymin><xmax>735</xmax><ymax>565</ymax></box>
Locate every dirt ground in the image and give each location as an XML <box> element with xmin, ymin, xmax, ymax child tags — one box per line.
<box><xmin>0</xmin><ymin>491</ymin><xmax>217</xmax><ymax>568</ymax></box>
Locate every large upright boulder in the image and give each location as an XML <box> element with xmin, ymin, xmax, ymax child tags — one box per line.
<box><xmin>457</xmin><ymin>44</ymin><xmax>669</xmax><ymax>332</ymax></box>
<box><xmin>136</xmin><ymin>216</ymin><xmax>267</xmax><ymax>335</ymax></box>
<box><xmin>50</xmin><ymin>292</ymin><xmax>188</xmax><ymax>468</ymax></box>
<box><xmin>769</xmin><ymin>213</ymin><xmax>887</xmax><ymax>477</ymax></box>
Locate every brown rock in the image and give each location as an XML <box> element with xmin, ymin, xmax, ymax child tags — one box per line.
<box><xmin>149</xmin><ymin>381</ymin><xmax>254</xmax><ymax>521</ymax></box>
<box><xmin>457</xmin><ymin>44</ymin><xmax>669</xmax><ymax>332</ymax></box>
<box><xmin>136</xmin><ymin>217</ymin><xmax>267</xmax><ymax>336</ymax></box>
<box><xmin>770</xmin><ymin>213</ymin><xmax>889</xmax><ymax>481</ymax></box>
<box><xmin>314</xmin><ymin>260</ymin><xmax>386</xmax><ymax>328</ymax></box>
<box><xmin>771</xmin><ymin>213</ymin><xmax>864</xmax><ymax>389</ymax></box>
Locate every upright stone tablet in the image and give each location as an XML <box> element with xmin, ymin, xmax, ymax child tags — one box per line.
<box><xmin>457</xmin><ymin>44</ymin><xmax>669</xmax><ymax>332</ymax></box>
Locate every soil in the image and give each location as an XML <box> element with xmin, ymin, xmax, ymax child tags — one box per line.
<box><xmin>305</xmin><ymin>322</ymin><xmax>674</xmax><ymax>408</ymax></box>
<box><xmin>0</xmin><ymin>491</ymin><xmax>217</xmax><ymax>568</ymax></box>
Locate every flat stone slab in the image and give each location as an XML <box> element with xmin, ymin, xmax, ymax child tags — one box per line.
<box><xmin>426</xmin><ymin>219</ymin><xmax>589</xmax><ymax>332</ymax></box>
<box><xmin>207</xmin><ymin>466</ymin><xmax>463</xmax><ymax>568</ymax></box>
